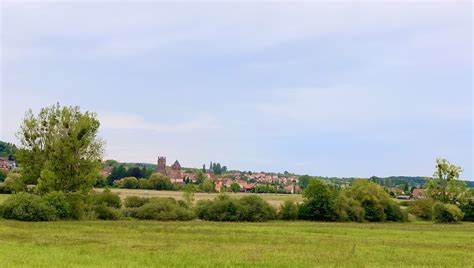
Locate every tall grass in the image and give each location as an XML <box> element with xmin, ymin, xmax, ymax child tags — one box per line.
<box><xmin>0</xmin><ymin>220</ymin><xmax>472</xmax><ymax>267</ymax></box>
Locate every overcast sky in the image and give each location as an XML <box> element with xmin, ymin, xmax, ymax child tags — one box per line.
<box><xmin>1</xmin><ymin>2</ymin><xmax>472</xmax><ymax>179</ymax></box>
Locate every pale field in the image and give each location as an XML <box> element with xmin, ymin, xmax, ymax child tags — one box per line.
<box><xmin>95</xmin><ymin>188</ymin><xmax>303</xmax><ymax>207</ymax></box>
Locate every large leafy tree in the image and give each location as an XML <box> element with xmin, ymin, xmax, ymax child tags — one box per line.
<box><xmin>298</xmin><ymin>179</ymin><xmax>336</xmax><ymax>221</ymax></box>
<box><xmin>426</xmin><ymin>158</ymin><xmax>467</xmax><ymax>205</ymax></box>
<box><xmin>16</xmin><ymin>103</ymin><xmax>104</xmax><ymax>193</ymax></box>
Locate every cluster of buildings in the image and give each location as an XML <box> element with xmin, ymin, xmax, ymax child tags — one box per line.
<box><xmin>0</xmin><ymin>157</ymin><xmax>16</xmax><ymax>173</ymax></box>
<box><xmin>154</xmin><ymin>156</ymin><xmax>301</xmax><ymax>193</ymax></box>
<box><xmin>388</xmin><ymin>187</ymin><xmax>425</xmax><ymax>200</ymax></box>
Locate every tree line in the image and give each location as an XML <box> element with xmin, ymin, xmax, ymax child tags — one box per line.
<box><xmin>0</xmin><ymin>104</ymin><xmax>472</xmax><ymax>223</ymax></box>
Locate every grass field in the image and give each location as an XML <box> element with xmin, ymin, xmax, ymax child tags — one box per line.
<box><xmin>98</xmin><ymin>188</ymin><xmax>304</xmax><ymax>207</ymax></box>
<box><xmin>0</xmin><ymin>220</ymin><xmax>473</xmax><ymax>267</ymax></box>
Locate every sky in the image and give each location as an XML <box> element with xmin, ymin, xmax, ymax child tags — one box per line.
<box><xmin>1</xmin><ymin>2</ymin><xmax>472</xmax><ymax>179</ymax></box>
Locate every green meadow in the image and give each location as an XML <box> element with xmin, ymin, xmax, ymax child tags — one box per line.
<box><xmin>0</xmin><ymin>220</ymin><xmax>472</xmax><ymax>267</ymax></box>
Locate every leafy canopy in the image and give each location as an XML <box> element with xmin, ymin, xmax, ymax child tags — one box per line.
<box><xmin>426</xmin><ymin>158</ymin><xmax>467</xmax><ymax>205</ymax></box>
<box><xmin>16</xmin><ymin>103</ymin><xmax>104</xmax><ymax>192</ymax></box>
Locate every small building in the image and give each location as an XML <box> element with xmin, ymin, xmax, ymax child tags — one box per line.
<box><xmin>284</xmin><ymin>185</ymin><xmax>302</xmax><ymax>194</ymax></box>
<box><xmin>0</xmin><ymin>157</ymin><xmax>15</xmax><ymax>172</ymax></box>
<box><xmin>237</xmin><ymin>180</ymin><xmax>256</xmax><ymax>192</ymax></box>
<box><xmin>412</xmin><ymin>188</ymin><xmax>425</xmax><ymax>199</ymax></box>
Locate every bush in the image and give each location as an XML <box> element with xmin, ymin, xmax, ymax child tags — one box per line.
<box><xmin>196</xmin><ymin>195</ymin><xmax>276</xmax><ymax>222</ymax></box>
<box><xmin>278</xmin><ymin>200</ymin><xmax>299</xmax><ymax>220</ymax></box>
<box><xmin>460</xmin><ymin>200</ymin><xmax>474</xmax><ymax>221</ymax></box>
<box><xmin>238</xmin><ymin>195</ymin><xmax>276</xmax><ymax>222</ymax></box>
<box><xmin>121</xmin><ymin>177</ymin><xmax>139</xmax><ymax>189</ymax></box>
<box><xmin>3</xmin><ymin>171</ymin><xmax>26</xmax><ymax>193</ymax></box>
<box><xmin>0</xmin><ymin>170</ymin><xmax>6</xmax><ymax>182</ymax></box>
<box><xmin>433</xmin><ymin>203</ymin><xmax>464</xmax><ymax>223</ymax></box>
<box><xmin>385</xmin><ymin>201</ymin><xmax>408</xmax><ymax>222</ymax></box>
<box><xmin>342</xmin><ymin>180</ymin><xmax>405</xmax><ymax>222</ymax></box>
<box><xmin>0</xmin><ymin>193</ymin><xmax>56</xmax><ymax>221</ymax></box>
<box><xmin>65</xmin><ymin>192</ymin><xmax>86</xmax><ymax>220</ymax></box>
<box><xmin>333</xmin><ymin>195</ymin><xmax>365</xmax><ymax>222</ymax></box>
<box><xmin>138</xmin><ymin>179</ymin><xmax>153</xmax><ymax>189</ymax></box>
<box><xmin>361</xmin><ymin>199</ymin><xmax>386</xmax><ymax>222</ymax></box>
<box><xmin>0</xmin><ymin>183</ymin><xmax>11</xmax><ymax>194</ymax></box>
<box><xmin>94</xmin><ymin>204</ymin><xmax>122</xmax><ymax>220</ymax></box>
<box><xmin>124</xmin><ymin>196</ymin><xmax>149</xmax><ymax>208</ymax></box>
<box><xmin>149</xmin><ymin>173</ymin><xmax>173</xmax><ymax>190</ymax></box>
<box><xmin>44</xmin><ymin>191</ymin><xmax>72</xmax><ymax>219</ymax></box>
<box><xmin>94</xmin><ymin>189</ymin><xmax>121</xmax><ymax>208</ymax></box>
<box><xmin>298</xmin><ymin>179</ymin><xmax>336</xmax><ymax>221</ymax></box>
<box><xmin>196</xmin><ymin>195</ymin><xmax>242</xmax><ymax>221</ymax></box>
<box><xmin>408</xmin><ymin>198</ymin><xmax>435</xmax><ymax>220</ymax></box>
<box><xmin>129</xmin><ymin>198</ymin><xmax>194</xmax><ymax>221</ymax></box>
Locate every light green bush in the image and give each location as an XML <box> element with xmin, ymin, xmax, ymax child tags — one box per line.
<box><xmin>433</xmin><ymin>203</ymin><xmax>464</xmax><ymax>223</ymax></box>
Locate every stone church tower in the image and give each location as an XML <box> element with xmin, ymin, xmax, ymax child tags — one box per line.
<box><xmin>156</xmin><ymin>156</ymin><xmax>166</xmax><ymax>174</ymax></box>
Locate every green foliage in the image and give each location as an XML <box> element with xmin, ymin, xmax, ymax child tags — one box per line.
<box><xmin>182</xmin><ymin>184</ymin><xmax>195</xmax><ymax>206</ymax></box>
<box><xmin>230</xmin><ymin>182</ymin><xmax>240</xmax><ymax>193</ymax></box>
<box><xmin>65</xmin><ymin>192</ymin><xmax>86</xmax><ymax>220</ymax></box>
<box><xmin>148</xmin><ymin>173</ymin><xmax>173</xmax><ymax>190</ymax></box>
<box><xmin>278</xmin><ymin>200</ymin><xmax>299</xmax><ymax>220</ymax></box>
<box><xmin>127</xmin><ymin>198</ymin><xmax>194</xmax><ymax>221</ymax></box>
<box><xmin>3</xmin><ymin>170</ymin><xmax>26</xmax><ymax>193</ymax></box>
<box><xmin>0</xmin><ymin>192</ymin><xmax>56</xmax><ymax>221</ymax></box>
<box><xmin>195</xmin><ymin>171</ymin><xmax>205</xmax><ymax>185</ymax></box>
<box><xmin>385</xmin><ymin>202</ymin><xmax>408</xmax><ymax>222</ymax></box>
<box><xmin>124</xmin><ymin>196</ymin><xmax>150</xmax><ymax>208</ymax></box>
<box><xmin>298</xmin><ymin>175</ymin><xmax>313</xmax><ymax>189</ymax></box>
<box><xmin>211</xmin><ymin>162</ymin><xmax>227</xmax><ymax>175</ymax></box>
<box><xmin>369</xmin><ymin>176</ymin><xmax>426</xmax><ymax>189</ymax></box>
<box><xmin>44</xmin><ymin>191</ymin><xmax>72</xmax><ymax>219</ymax></box>
<box><xmin>94</xmin><ymin>176</ymin><xmax>108</xmax><ymax>188</ymax></box>
<box><xmin>426</xmin><ymin>159</ymin><xmax>467</xmax><ymax>205</ymax></box>
<box><xmin>238</xmin><ymin>195</ymin><xmax>276</xmax><ymax>221</ymax></box>
<box><xmin>252</xmin><ymin>184</ymin><xmax>278</xmax><ymax>193</ymax></box>
<box><xmin>408</xmin><ymin>198</ymin><xmax>435</xmax><ymax>220</ymax></box>
<box><xmin>121</xmin><ymin>177</ymin><xmax>139</xmax><ymax>189</ymax></box>
<box><xmin>0</xmin><ymin>141</ymin><xmax>17</xmax><ymax>159</ymax></box>
<box><xmin>433</xmin><ymin>203</ymin><xmax>464</xmax><ymax>223</ymax></box>
<box><xmin>200</xmin><ymin>179</ymin><xmax>215</xmax><ymax>193</ymax></box>
<box><xmin>460</xmin><ymin>200</ymin><xmax>474</xmax><ymax>221</ymax></box>
<box><xmin>196</xmin><ymin>195</ymin><xmax>243</xmax><ymax>221</ymax></box>
<box><xmin>127</xmin><ymin>167</ymin><xmax>143</xmax><ymax>178</ymax></box>
<box><xmin>137</xmin><ymin>179</ymin><xmax>153</xmax><ymax>189</ymax></box>
<box><xmin>108</xmin><ymin>165</ymin><xmax>127</xmax><ymax>185</ymax></box>
<box><xmin>196</xmin><ymin>195</ymin><xmax>275</xmax><ymax>222</ymax></box>
<box><xmin>299</xmin><ymin>179</ymin><xmax>336</xmax><ymax>221</ymax></box>
<box><xmin>16</xmin><ymin>104</ymin><xmax>104</xmax><ymax>192</ymax></box>
<box><xmin>93</xmin><ymin>205</ymin><xmax>122</xmax><ymax>220</ymax></box>
<box><xmin>343</xmin><ymin>180</ymin><xmax>405</xmax><ymax>222</ymax></box>
<box><xmin>94</xmin><ymin>189</ymin><xmax>121</xmax><ymax>209</ymax></box>
<box><xmin>0</xmin><ymin>170</ymin><xmax>6</xmax><ymax>182</ymax></box>
<box><xmin>333</xmin><ymin>194</ymin><xmax>365</xmax><ymax>222</ymax></box>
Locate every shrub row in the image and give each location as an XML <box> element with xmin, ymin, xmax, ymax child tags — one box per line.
<box><xmin>1</xmin><ymin>187</ymin><xmax>471</xmax><ymax>223</ymax></box>
<box><xmin>196</xmin><ymin>195</ymin><xmax>276</xmax><ymax>222</ymax></box>
<box><xmin>0</xmin><ymin>190</ymin><xmax>122</xmax><ymax>221</ymax></box>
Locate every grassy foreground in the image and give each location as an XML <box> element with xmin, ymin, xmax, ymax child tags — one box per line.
<box><xmin>0</xmin><ymin>220</ymin><xmax>473</xmax><ymax>267</ymax></box>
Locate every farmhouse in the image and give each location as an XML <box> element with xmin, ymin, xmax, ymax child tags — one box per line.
<box><xmin>0</xmin><ymin>157</ymin><xmax>16</xmax><ymax>172</ymax></box>
<box><xmin>412</xmin><ymin>188</ymin><xmax>425</xmax><ymax>199</ymax></box>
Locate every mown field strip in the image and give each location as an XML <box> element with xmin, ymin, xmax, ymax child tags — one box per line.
<box><xmin>0</xmin><ymin>220</ymin><xmax>472</xmax><ymax>267</ymax></box>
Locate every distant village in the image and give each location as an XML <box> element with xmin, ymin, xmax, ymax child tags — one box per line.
<box><xmin>99</xmin><ymin>156</ymin><xmax>303</xmax><ymax>194</ymax></box>
<box><xmin>97</xmin><ymin>155</ymin><xmax>434</xmax><ymax>198</ymax></box>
